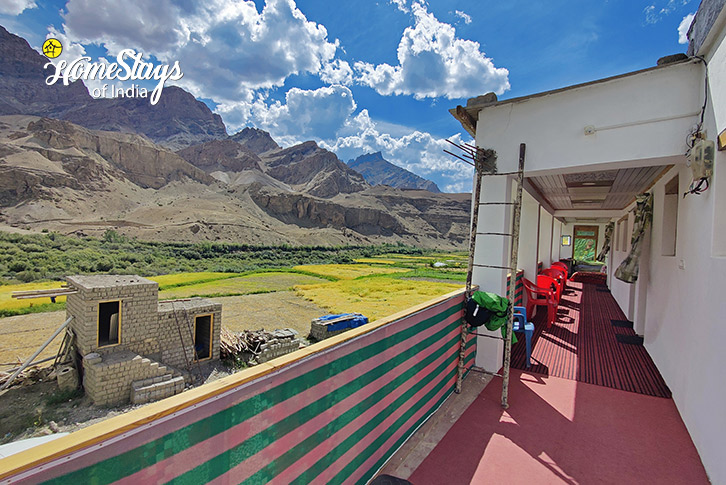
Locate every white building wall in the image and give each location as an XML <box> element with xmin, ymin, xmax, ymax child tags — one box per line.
<box><xmin>538</xmin><ymin>207</ymin><xmax>554</xmax><ymax>268</ymax></box>
<box><xmin>475</xmin><ymin>61</ymin><xmax>704</xmax><ymax>175</ymax></box>
<box><xmin>644</xmin><ymin>11</ymin><xmax>726</xmax><ymax>482</ymax></box>
<box><xmin>551</xmin><ymin>220</ymin><xmax>563</xmax><ymax>263</ymax></box>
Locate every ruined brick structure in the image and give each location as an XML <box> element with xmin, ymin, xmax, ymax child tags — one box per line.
<box><xmin>65</xmin><ymin>275</ymin><xmax>221</xmax><ymax>406</ymax></box>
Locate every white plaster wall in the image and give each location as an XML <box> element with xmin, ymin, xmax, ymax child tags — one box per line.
<box><xmin>551</xmin><ymin>221</ymin><xmax>563</xmax><ymax>262</ymax></box>
<box><xmin>538</xmin><ymin>207</ymin><xmax>554</xmax><ymax>268</ymax></box>
<box><xmin>475</xmin><ymin>62</ymin><xmax>704</xmax><ymax>175</ymax></box>
<box><xmin>518</xmin><ymin>190</ymin><xmax>541</xmax><ymax>280</ymax></box>
<box><xmin>645</xmin><ymin>13</ymin><xmax>726</xmax><ymax>482</ymax></box>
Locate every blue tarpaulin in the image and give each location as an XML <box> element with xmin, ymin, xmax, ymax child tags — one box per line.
<box><xmin>317</xmin><ymin>313</ymin><xmax>369</xmax><ymax>332</ymax></box>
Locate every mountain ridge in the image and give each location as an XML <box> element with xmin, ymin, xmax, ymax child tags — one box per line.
<box><xmin>348</xmin><ymin>152</ymin><xmax>440</xmax><ymax>193</ymax></box>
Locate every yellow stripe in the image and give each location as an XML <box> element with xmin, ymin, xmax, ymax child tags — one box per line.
<box><xmin>0</xmin><ymin>287</ymin><xmax>466</xmax><ymax>479</ymax></box>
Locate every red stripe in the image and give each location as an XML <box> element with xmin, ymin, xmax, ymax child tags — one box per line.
<box><xmin>117</xmin><ymin>305</ymin><xmax>462</xmax><ymax>484</ymax></box>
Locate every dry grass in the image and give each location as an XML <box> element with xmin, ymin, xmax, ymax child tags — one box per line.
<box><xmin>293</xmin><ymin>264</ymin><xmax>408</xmax><ymax>280</ymax></box>
<box><xmin>214</xmin><ymin>292</ymin><xmax>327</xmax><ymax>337</ymax></box>
<box><xmin>158</xmin><ymin>272</ymin><xmax>326</xmax><ymax>299</ymax></box>
<box><xmin>149</xmin><ymin>272</ymin><xmax>236</xmax><ymax>289</ymax></box>
<box><xmin>295</xmin><ymin>277</ymin><xmax>462</xmax><ymax>321</ymax></box>
<box><xmin>0</xmin><ymin>311</ymin><xmax>66</xmax><ymax>370</ymax></box>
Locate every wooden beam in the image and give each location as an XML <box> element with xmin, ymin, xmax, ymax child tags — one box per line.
<box><xmin>455</xmin><ymin>105</ymin><xmax>477</xmax><ymax>136</ymax></box>
<box><xmin>12</xmin><ymin>288</ymin><xmax>77</xmax><ymax>299</ymax></box>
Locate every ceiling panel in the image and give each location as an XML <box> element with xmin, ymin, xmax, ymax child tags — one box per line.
<box><xmin>528</xmin><ymin>165</ymin><xmax>670</xmax><ymax>211</ymax></box>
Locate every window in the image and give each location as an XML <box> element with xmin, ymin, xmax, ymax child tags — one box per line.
<box><xmin>661</xmin><ymin>175</ymin><xmax>679</xmax><ymax>256</ymax></box>
<box><xmin>98</xmin><ymin>300</ymin><xmax>120</xmax><ymax>347</ymax></box>
<box><xmin>194</xmin><ymin>314</ymin><xmax>213</xmax><ymax>361</ymax></box>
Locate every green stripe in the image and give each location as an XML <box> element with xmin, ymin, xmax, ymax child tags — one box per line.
<box><xmin>45</xmin><ymin>300</ymin><xmax>463</xmax><ymax>485</ymax></box>
<box><xmin>295</xmin><ymin>342</ymin><xmax>473</xmax><ymax>485</ymax></box>
<box><xmin>358</xmin><ymin>350</ymin><xmax>476</xmax><ymax>484</ymax></box>
<box><xmin>287</xmin><ymin>344</ymin><xmax>460</xmax><ymax>484</ymax></box>
<box><xmin>180</xmin><ymin>330</ymin><xmax>462</xmax><ymax>484</ymax></box>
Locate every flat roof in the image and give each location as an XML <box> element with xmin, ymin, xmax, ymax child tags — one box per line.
<box><xmin>450</xmin><ymin>58</ymin><xmax>698</xmax><ymax>136</ymax></box>
<box><xmin>66</xmin><ymin>275</ymin><xmax>156</xmax><ymax>290</ymax></box>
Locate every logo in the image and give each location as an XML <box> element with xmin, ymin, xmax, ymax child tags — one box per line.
<box><xmin>44</xmin><ymin>49</ymin><xmax>183</xmax><ymax>105</ymax></box>
<box><xmin>42</xmin><ymin>38</ymin><xmax>62</xmax><ymax>59</ymax></box>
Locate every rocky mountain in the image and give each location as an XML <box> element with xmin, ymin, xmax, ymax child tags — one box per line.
<box><xmin>0</xmin><ymin>26</ymin><xmax>91</xmax><ymax>118</ymax></box>
<box><xmin>0</xmin><ymin>27</ymin><xmax>470</xmax><ymax>248</ymax></box>
<box><xmin>348</xmin><ymin>152</ymin><xmax>441</xmax><ymax>193</ymax></box>
<box><xmin>178</xmin><ymin>135</ymin><xmax>369</xmax><ymax>199</ymax></box>
<box><xmin>230</xmin><ymin>127</ymin><xmax>280</xmax><ymax>154</ymax></box>
<box><xmin>0</xmin><ymin>26</ymin><xmax>227</xmax><ymax>149</ymax></box>
<box><xmin>0</xmin><ymin>115</ymin><xmax>470</xmax><ymax>248</ymax></box>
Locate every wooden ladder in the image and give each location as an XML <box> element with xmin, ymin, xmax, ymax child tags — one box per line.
<box><xmin>452</xmin><ymin>143</ymin><xmax>525</xmax><ymax>409</ymax></box>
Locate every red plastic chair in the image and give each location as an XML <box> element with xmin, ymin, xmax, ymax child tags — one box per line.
<box><xmin>537</xmin><ymin>273</ymin><xmax>561</xmax><ymax>304</ymax></box>
<box><xmin>552</xmin><ymin>261</ymin><xmax>569</xmax><ymax>278</ymax></box>
<box><xmin>540</xmin><ymin>267</ymin><xmax>566</xmax><ymax>297</ymax></box>
<box><xmin>522</xmin><ymin>277</ymin><xmax>558</xmax><ymax>328</ymax></box>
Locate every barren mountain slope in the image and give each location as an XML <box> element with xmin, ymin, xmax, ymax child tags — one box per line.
<box><xmin>0</xmin><ymin>116</ymin><xmax>470</xmax><ymax>248</ymax></box>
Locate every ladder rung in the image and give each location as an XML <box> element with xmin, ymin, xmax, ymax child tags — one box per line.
<box><xmin>479</xmin><ymin>202</ymin><xmax>516</xmax><ymax>206</ymax></box>
<box><xmin>469</xmin><ymin>333</ymin><xmax>504</xmax><ymax>340</ymax></box>
<box><xmin>479</xmin><ymin>171</ymin><xmax>522</xmax><ymax>177</ymax></box>
<box><xmin>476</xmin><ymin>232</ymin><xmax>513</xmax><ymax>237</ymax></box>
<box><xmin>472</xmin><ymin>263</ymin><xmax>515</xmax><ymax>270</ymax></box>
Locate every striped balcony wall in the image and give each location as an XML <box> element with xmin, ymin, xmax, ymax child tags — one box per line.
<box><xmin>505</xmin><ymin>270</ymin><xmax>525</xmax><ymax>307</ymax></box>
<box><xmin>0</xmin><ymin>289</ymin><xmax>475</xmax><ymax>485</ymax></box>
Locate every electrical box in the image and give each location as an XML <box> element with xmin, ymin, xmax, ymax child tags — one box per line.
<box><xmin>687</xmin><ymin>138</ymin><xmax>715</xmax><ymax>180</ymax></box>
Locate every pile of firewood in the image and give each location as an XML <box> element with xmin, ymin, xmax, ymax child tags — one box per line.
<box><xmin>0</xmin><ymin>365</ymin><xmax>51</xmax><ymax>390</ymax></box>
<box><xmin>220</xmin><ymin>328</ymin><xmax>298</xmax><ymax>364</ymax></box>
<box><xmin>220</xmin><ymin>328</ymin><xmax>270</xmax><ymax>362</ymax></box>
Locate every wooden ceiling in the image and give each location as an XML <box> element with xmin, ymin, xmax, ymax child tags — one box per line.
<box><xmin>528</xmin><ymin>166</ymin><xmax>670</xmax><ymax>211</ymax></box>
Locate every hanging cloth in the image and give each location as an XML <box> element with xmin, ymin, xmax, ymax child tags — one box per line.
<box><xmin>597</xmin><ymin>221</ymin><xmax>614</xmax><ymax>262</ymax></box>
<box><xmin>469</xmin><ymin>291</ymin><xmax>517</xmax><ymax>343</ymax></box>
<box><xmin>615</xmin><ymin>193</ymin><xmax>653</xmax><ymax>283</ymax></box>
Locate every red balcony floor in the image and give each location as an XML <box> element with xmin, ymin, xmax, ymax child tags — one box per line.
<box><xmin>384</xmin><ymin>281</ymin><xmax>709</xmax><ymax>484</ymax></box>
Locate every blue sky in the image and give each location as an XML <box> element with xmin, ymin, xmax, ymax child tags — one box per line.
<box><xmin>1</xmin><ymin>0</ymin><xmax>698</xmax><ymax>192</ymax></box>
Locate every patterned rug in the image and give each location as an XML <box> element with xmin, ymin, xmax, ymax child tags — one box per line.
<box><xmin>510</xmin><ymin>280</ymin><xmax>671</xmax><ymax>397</ymax></box>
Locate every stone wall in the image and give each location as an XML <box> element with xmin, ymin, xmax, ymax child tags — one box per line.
<box><xmin>65</xmin><ymin>275</ymin><xmax>222</xmax><ymax>406</ymax></box>
<box><xmin>66</xmin><ymin>275</ymin><xmax>159</xmax><ymax>356</ymax></box>
<box><xmin>82</xmin><ymin>350</ymin><xmax>180</xmax><ymax>406</ymax></box>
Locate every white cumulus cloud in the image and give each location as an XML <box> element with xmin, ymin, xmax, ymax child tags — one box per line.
<box><xmin>0</xmin><ymin>0</ymin><xmax>36</xmax><ymax>15</ymax></box>
<box><xmin>218</xmin><ymin>85</ymin><xmax>474</xmax><ymax>192</ymax></box>
<box><xmin>354</xmin><ymin>1</ymin><xmax>509</xmax><ymax>100</ymax></box>
<box><xmin>678</xmin><ymin>13</ymin><xmax>695</xmax><ymax>44</ymax></box>
<box><xmin>61</xmin><ymin>0</ymin><xmax>339</xmax><ymax>102</ymax></box>
<box><xmin>454</xmin><ymin>10</ymin><xmax>472</xmax><ymax>25</ymax></box>
<box><xmin>320</xmin><ymin>59</ymin><xmax>354</xmax><ymax>85</ymax></box>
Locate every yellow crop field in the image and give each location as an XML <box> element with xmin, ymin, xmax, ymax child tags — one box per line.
<box><xmin>149</xmin><ymin>272</ymin><xmax>237</xmax><ymax>289</ymax></box>
<box><xmin>352</xmin><ymin>258</ymin><xmax>397</xmax><ymax>265</ymax></box>
<box><xmin>293</xmin><ymin>264</ymin><xmax>408</xmax><ymax>280</ymax></box>
<box><xmin>158</xmin><ymin>272</ymin><xmax>326</xmax><ymax>299</ymax></box>
<box><xmin>295</xmin><ymin>277</ymin><xmax>462</xmax><ymax>321</ymax></box>
<box><xmin>0</xmin><ymin>281</ymin><xmax>66</xmax><ymax>312</ymax></box>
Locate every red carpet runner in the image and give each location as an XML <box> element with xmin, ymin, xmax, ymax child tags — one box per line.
<box><xmin>510</xmin><ymin>280</ymin><xmax>671</xmax><ymax>398</ymax></box>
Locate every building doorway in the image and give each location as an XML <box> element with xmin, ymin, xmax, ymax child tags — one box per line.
<box><xmin>573</xmin><ymin>225</ymin><xmax>599</xmax><ymax>262</ymax></box>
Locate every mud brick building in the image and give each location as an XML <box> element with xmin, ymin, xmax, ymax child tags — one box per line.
<box><xmin>64</xmin><ymin>275</ymin><xmax>221</xmax><ymax>406</ymax></box>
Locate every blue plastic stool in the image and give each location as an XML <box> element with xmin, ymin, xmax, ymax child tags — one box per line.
<box><xmin>513</xmin><ymin>306</ymin><xmax>534</xmax><ymax>368</ymax></box>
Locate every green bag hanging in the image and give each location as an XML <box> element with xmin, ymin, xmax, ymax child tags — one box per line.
<box><xmin>470</xmin><ymin>290</ymin><xmax>517</xmax><ymax>344</ymax></box>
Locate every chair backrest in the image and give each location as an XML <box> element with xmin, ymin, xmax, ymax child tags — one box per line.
<box><xmin>551</xmin><ymin>262</ymin><xmax>569</xmax><ymax>278</ymax></box>
<box><xmin>540</xmin><ymin>268</ymin><xmax>565</xmax><ymax>290</ymax></box>
<box><xmin>522</xmin><ymin>277</ymin><xmax>554</xmax><ymax>300</ymax></box>
<box><xmin>537</xmin><ymin>274</ymin><xmax>559</xmax><ymax>297</ymax></box>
